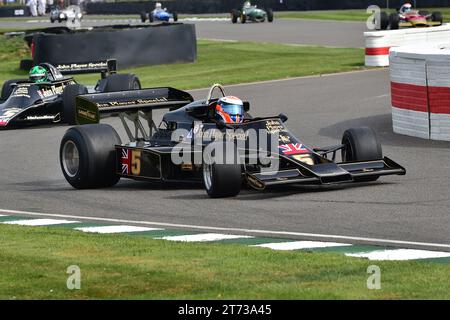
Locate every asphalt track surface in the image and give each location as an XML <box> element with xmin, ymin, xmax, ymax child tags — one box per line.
<box><xmin>0</xmin><ymin>17</ymin><xmax>365</xmax><ymax>47</ymax></box>
<box><xmin>1</xmin><ymin>69</ymin><xmax>449</xmax><ymax>250</ymax></box>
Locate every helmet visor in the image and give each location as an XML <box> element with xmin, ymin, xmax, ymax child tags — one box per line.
<box><xmin>220</xmin><ymin>102</ymin><xmax>243</xmax><ymax>116</ymax></box>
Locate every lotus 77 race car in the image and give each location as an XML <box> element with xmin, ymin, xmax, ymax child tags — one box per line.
<box><xmin>59</xmin><ymin>84</ymin><xmax>405</xmax><ymax>197</ymax></box>
<box><xmin>0</xmin><ymin>60</ymin><xmax>141</xmax><ymax>128</ymax></box>
<box><xmin>231</xmin><ymin>1</ymin><xmax>273</xmax><ymax>24</ymax></box>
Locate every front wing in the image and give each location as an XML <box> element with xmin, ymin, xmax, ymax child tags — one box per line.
<box><xmin>245</xmin><ymin>157</ymin><xmax>406</xmax><ymax>190</ymax></box>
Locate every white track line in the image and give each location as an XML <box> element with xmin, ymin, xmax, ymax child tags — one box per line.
<box><xmin>253</xmin><ymin>241</ymin><xmax>352</xmax><ymax>251</ymax></box>
<box><xmin>3</xmin><ymin>218</ymin><xmax>78</xmax><ymax>226</ymax></box>
<box><xmin>75</xmin><ymin>225</ymin><xmax>161</xmax><ymax>234</ymax></box>
<box><xmin>159</xmin><ymin>233</ymin><xmax>253</xmax><ymax>242</ymax></box>
<box><xmin>0</xmin><ymin>208</ymin><xmax>449</xmax><ymax>250</ymax></box>
<box><xmin>0</xmin><ymin>214</ymin><xmax>7</xmax><ymax>217</ymax></box>
<box><xmin>346</xmin><ymin>249</ymin><xmax>450</xmax><ymax>261</ymax></box>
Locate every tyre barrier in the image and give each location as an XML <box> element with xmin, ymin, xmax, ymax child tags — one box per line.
<box><xmin>390</xmin><ymin>44</ymin><xmax>450</xmax><ymax>141</ymax></box>
<box><xmin>365</xmin><ymin>24</ymin><xmax>450</xmax><ymax>67</ymax></box>
<box><xmin>29</xmin><ymin>23</ymin><xmax>197</xmax><ymax>69</ymax></box>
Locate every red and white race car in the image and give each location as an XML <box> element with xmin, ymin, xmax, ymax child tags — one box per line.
<box><xmin>376</xmin><ymin>3</ymin><xmax>443</xmax><ymax>30</ymax></box>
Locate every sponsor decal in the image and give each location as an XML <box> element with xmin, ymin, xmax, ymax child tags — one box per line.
<box><xmin>12</xmin><ymin>86</ymin><xmax>30</xmax><ymax>98</ymax></box>
<box><xmin>292</xmin><ymin>154</ymin><xmax>315</xmax><ymax>166</ymax></box>
<box><xmin>39</xmin><ymin>84</ymin><xmax>66</xmax><ymax>98</ymax></box>
<box><xmin>25</xmin><ymin>115</ymin><xmax>56</xmax><ymax>121</ymax></box>
<box><xmin>77</xmin><ymin>107</ymin><xmax>97</xmax><ymax>121</ymax></box>
<box><xmin>279</xmin><ymin>143</ymin><xmax>309</xmax><ymax>155</ymax></box>
<box><xmin>265</xmin><ymin>120</ymin><xmax>285</xmax><ymax>134</ymax></box>
<box><xmin>278</xmin><ymin>134</ymin><xmax>291</xmax><ymax>143</ymax></box>
<box><xmin>56</xmin><ymin>62</ymin><xmax>108</xmax><ymax>72</ymax></box>
<box><xmin>121</xmin><ymin>148</ymin><xmax>141</xmax><ymax>175</ymax></box>
<box><xmin>96</xmin><ymin>98</ymin><xmax>169</xmax><ymax>109</ymax></box>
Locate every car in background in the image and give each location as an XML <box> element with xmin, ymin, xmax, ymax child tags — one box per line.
<box><xmin>0</xmin><ymin>60</ymin><xmax>141</xmax><ymax>128</ymax></box>
<box><xmin>231</xmin><ymin>1</ymin><xmax>273</xmax><ymax>24</ymax></box>
<box><xmin>376</xmin><ymin>3</ymin><xmax>443</xmax><ymax>30</ymax></box>
<box><xmin>140</xmin><ymin>2</ymin><xmax>178</xmax><ymax>23</ymax></box>
<box><xmin>50</xmin><ymin>6</ymin><xmax>83</xmax><ymax>24</ymax></box>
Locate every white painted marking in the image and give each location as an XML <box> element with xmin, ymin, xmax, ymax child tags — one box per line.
<box><xmin>0</xmin><ymin>208</ymin><xmax>449</xmax><ymax>250</ymax></box>
<box><xmin>75</xmin><ymin>225</ymin><xmax>161</xmax><ymax>234</ymax></box>
<box><xmin>159</xmin><ymin>233</ymin><xmax>253</xmax><ymax>242</ymax></box>
<box><xmin>346</xmin><ymin>249</ymin><xmax>450</xmax><ymax>261</ymax></box>
<box><xmin>0</xmin><ymin>214</ymin><xmax>7</xmax><ymax>217</ymax></box>
<box><xmin>253</xmin><ymin>241</ymin><xmax>352</xmax><ymax>251</ymax></box>
<box><xmin>3</xmin><ymin>218</ymin><xmax>78</xmax><ymax>226</ymax></box>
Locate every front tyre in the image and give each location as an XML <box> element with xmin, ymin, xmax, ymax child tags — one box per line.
<box><xmin>60</xmin><ymin>124</ymin><xmax>121</xmax><ymax>189</ymax></box>
<box><xmin>62</xmin><ymin>84</ymin><xmax>88</xmax><ymax>125</ymax></box>
<box><xmin>203</xmin><ymin>142</ymin><xmax>242</xmax><ymax>198</ymax></box>
<box><xmin>140</xmin><ymin>11</ymin><xmax>147</xmax><ymax>23</ymax></box>
<box><xmin>240</xmin><ymin>12</ymin><xmax>247</xmax><ymax>23</ymax></box>
<box><xmin>103</xmin><ymin>74</ymin><xmax>141</xmax><ymax>92</ymax></box>
<box><xmin>341</xmin><ymin>127</ymin><xmax>382</xmax><ymax>182</ymax></box>
<box><xmin>172</xmin><ymin>12</ymin><xmax>178</xmax><ymax>22</ymax></box>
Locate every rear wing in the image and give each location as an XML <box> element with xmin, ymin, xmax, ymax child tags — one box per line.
<box><xmin>75</xmin><ymin>87</ymin><xmax>194</xmax><ymax>125</ymax></box>
<box><xmin>55</xmin><ymin>59</ymin><xmax>117</xmax><ymax>77</ymax></box>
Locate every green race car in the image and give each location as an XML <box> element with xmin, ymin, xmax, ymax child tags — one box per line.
<box><xmin>231</xmin><ymin>1</ymin><xmax>274</xmax><ymax>24</ymax></box>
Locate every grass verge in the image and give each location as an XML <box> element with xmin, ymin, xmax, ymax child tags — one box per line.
<box><xmin>0</xmin><ymin>224</ymin><xmax>449</xmax><ymax>299</ymax></box>
<box><xmin>0</xmin><ymin>36</ymin><xmax>364</xmax><ymax>90</ymax></box>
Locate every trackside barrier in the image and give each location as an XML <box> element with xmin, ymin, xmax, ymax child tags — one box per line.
<box><xmin>390</xmin><ymin>44</ymin><xmax>450</xmax><ymax>141</ymax></box>
<box><xmin>365</xmin><ymin>24</ymin><xmax>450</xmax><ymax>67</ymax></box>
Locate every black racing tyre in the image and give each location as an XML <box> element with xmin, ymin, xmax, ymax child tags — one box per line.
<box><xmin>60</xmin><ymin>124</ymin><xmax>121</xmax><ymax>189</ymax></box>
<box><xmin>103</xmin><ymin>74</ymin><xmax>141</xmax><ymax>93</ymax></box>
<box><xmin>173</xmin><ymin>12</ymin><xmax>178</xmax><ymax>22</ymax></box>
<box><xmin>240</xmin><ymin>12</ymin><xmax>246</xmax><ymax>23</ymax></box>
<box><xmin>50</xmin><ymin>17</ymin><xmax>55</xmax><ymax>23</ymax></box>
<box><xmin>267</xmin><ymin>8</ymin><xmax>274</xmax><ymax>22</ymax></box>
<box><xmin>140</xmin><ymin>11</ymin><xmax>147</xmax><ymax>23</ymax></box>
<box><xmin>341</xmin><ymin>127</ymin><xmax>382</xmax><ymax>182</ymax></box>
<box><xmin>389</xmin><ymin>13</ymin><xmax>400</xmax><ymax>29</ymax></box>
<box><xmin>231</xmin><ymin>9</ymin><xmax>239</xmax><ymax>23</ymax></box>
<box><xmin>148</xmin><ymin>11</ymin><xmax>154</xmax><ymax>22</ymax></box>
<box><xmin>432</xmin><ymin>11</ymin><xmax>443</xmax><ymax>24</ymax></box>
<box><xmin>203</xmin><ymin>142</ymin><xmax>242</xmax><ymax>198</ymax></box>
<box><xmin>1</xmin><ymin>79</ymin><xmax>26</xmax><ymax>101</ymax></box>
<box><xmin>377</xmin><ymin>11</ymin><xmax>389</xmax><ymax>30</ymax></box>
<box><xmin>19</xmin><ymin>59</ymin><xmax>34</xmax><ymax>71</ymax></box>
<box><xmin>62</xmin><ymin>84</ymin><xmax>88</xmax><ymax>125</ymax></box>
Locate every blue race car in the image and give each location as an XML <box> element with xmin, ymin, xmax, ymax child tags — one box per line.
<box><xmin>140</xmin><ymin>2</ymin><xmax>178</xmax><ymax>23</ymax></box>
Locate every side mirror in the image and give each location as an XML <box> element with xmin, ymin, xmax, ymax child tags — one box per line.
<box><xmin>243</xmin><ymin>101</ymin><xmax>250</xmax><ymax>112</ymax></box>
<box><xmin>279</xmin><ymin>113</ymin><xmax>288</xmax><ymax>123</ymax></box>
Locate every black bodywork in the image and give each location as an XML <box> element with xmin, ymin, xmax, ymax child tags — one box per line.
<box><xmin>0</xmin><ymin>60</ymin><xmax>117</xmax><ymax>128</ymax></box>
<box><xmin>73</xmin><ymin>85</ymin><xmax>406</xmax><ymax>190</ymax></box>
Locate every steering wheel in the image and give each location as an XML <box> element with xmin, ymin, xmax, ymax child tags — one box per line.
<box><xmin>206</xmin><ymin>83</ymin><xmax>226</xmax><ymax>105</ymax></box>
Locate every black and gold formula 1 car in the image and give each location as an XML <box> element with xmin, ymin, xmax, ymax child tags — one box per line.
<box><xmin>59</xmin><ymin>84</ymin><xmax>405</xmax><ymax>198</ymax></box>
<box><xmin>0</xmin><ymin>60</ymin><xmax>141</xmax><ymax>128</ymax></box>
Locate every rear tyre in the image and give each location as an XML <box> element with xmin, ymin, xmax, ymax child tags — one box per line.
<box><xmin>172</xmin><ymin>12</ymin><xmax>178</xmax><ymax>22</ymax></box>
<box><xmin>103</xmin><ymin>74</ymin><xmax>141</xmax><ymax>92</ymax></box>
<box><xmin>432</xmin><ymin>11</ymin><xmax>443</xmax><ymax>24</ymax></box>
<box><xmin>240</xmin><ymin>12</ymin><xmax>246</xmax><ymax>24</ymax></box>
<box><xmin>389</xmin><ymin>13</ymin><xmax>400</xmax><ymax>29</ymax></box>
<box><xmin>60</xmin><ymin>124</ymin><xmax>121</xmax><ymax>189</ymax></box>
<box><xmin>140</xmin><ymin>11</ymin><xmax>147</xmax><ymax>23</ymax></box>
<box><xmin>1</xmin><ymin>79</ymin><xmax>26</xmax><ymax>101</ymax></box>
<box><xmin>231</xmin><ymin>9</ymin><xmax>239</xmax><ymax>23</ymax></box>
<box><xmin>203</xmin><ymin>142</ymin><xmax>242</xmax><ymax>198</ymax></box>
<box><xmin>62</xmin><ymin>84</ymin><xmax>88</xmax><ymax>125</ymax></box>
<box><xmin>267</xmin><ymin>8</ymin><xmax>274</xmax><ymax>22</ymax></box>
<box><xmin>148</xmin><ymin>11</ymin><xmax>154</xmax><ymax>22</ymax></box>
<box><xmin>341</xmin><ymin>127</ymin><xmax>382</xmax><ymax>182</ymax></box>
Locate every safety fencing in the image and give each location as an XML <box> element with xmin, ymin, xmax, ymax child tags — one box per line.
<box><xmin>390</xmin><ymin>44</ymin><xmax>450</xmax><ymax>141</ymax></box>
<box><xmin>365</xmin><ymin>24</ymin><xmax>450</xmax><ymax>67</ymax></box>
